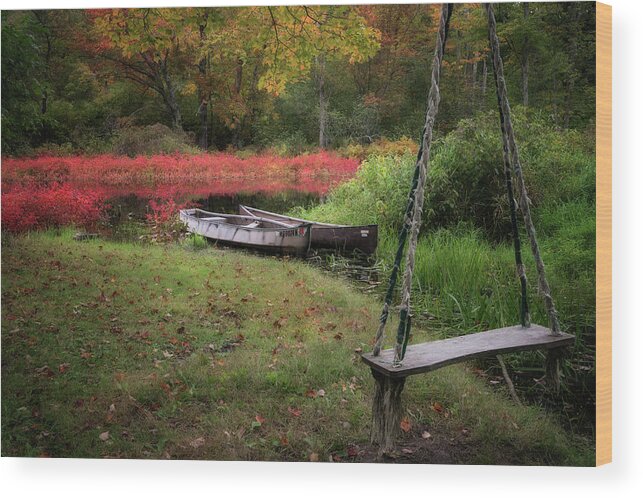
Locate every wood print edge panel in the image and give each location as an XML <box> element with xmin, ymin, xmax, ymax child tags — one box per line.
<box><xmin>595</xmin><ymin>1</ymin><xmax>612</xmax><ymax>467</ymax></box>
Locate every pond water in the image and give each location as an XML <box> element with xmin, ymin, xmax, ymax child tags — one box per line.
<box><xmin>107</xmin><ymin>190</ymin><xmax>322</xmax><ymax>224</ymax></box>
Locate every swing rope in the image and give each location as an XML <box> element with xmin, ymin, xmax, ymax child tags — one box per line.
<box><xmin>486</xmin><ymin>10</ymin><xmax>530</xmax><ymax>328</ymax></box>
<box><xmin>372</xmin><ymin>3</ymin><xmax>453</xmax><ymax>360</ymax></box>
<box><xmin>485</xmin><ymin>3</ymin><xmax>561</xmax><ymax>334</ymax></box>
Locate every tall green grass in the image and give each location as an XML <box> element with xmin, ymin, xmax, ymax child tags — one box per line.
<box><xmin>375</xmin><ymin>222</ymin><xmax>593</xmax><ymax>339</ymax></box>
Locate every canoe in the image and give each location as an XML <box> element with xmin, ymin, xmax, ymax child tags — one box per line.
<box><xmin>238</xmin><ymin>205</ymin><xmax>378</xmax><ymax>255</ymax></box>
<box><xmin>179</xmin><ymin>208</ymin><xmax>312</xmax><ymax>255</ymax></box>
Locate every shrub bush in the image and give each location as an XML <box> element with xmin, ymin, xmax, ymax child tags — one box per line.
<box><xmin>144</xmin><ymin>194</ymin><xmax>192</xmax><ymax>244</ymax></box>
<box><xmin>1</xmin><ymin>182</ymin><xmax>107</xmax><ymax>233</ymax></box>
<box><xmin>301</xmin><ymin>109</ymin><xmax>596</xmax><ymax>239</ymax></box>
<box><xmin>112</xmin><ymin>123</ymin><xmax>199</xmax><ymax>157</ymax></box>
<box><xmin>337</xmin><ymin>137</ymin><xmax>418</xmax><ymax>161</ymax></box>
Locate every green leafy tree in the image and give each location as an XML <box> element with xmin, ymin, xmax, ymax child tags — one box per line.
<box><xmin>1</xmin><ymin>12</ymin><xmax>46</xmax><ymax>153</ymax></box>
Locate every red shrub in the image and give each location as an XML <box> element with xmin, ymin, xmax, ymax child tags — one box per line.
<box><xmin>1</xmin><ymin>182</ymin><xmax>107</xmax><ymax>233</ymax></box>
<box><xmin>1</xmin><ymin>151</ymin><xmax>361</xmax><ymax>233</ymax></box>
<box><xmin>1</xmin><ymin>152</ymin><xmax>360</xmax><ymax>187</ymax></box>
<box><xmin>145</xmin><ymin>192</ymin><xmax>194</xmax><ymax>243</ymax></box>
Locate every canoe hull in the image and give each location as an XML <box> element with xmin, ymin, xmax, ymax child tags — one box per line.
<box><xmin>239</xmin><ymin>205</ymin><xmax>378</xmax><ymax>254</ymax></box>
<box><xmin>179</xmin><ymin>209</ymin><xmax>311</xmax><ymax>255</ymax></box>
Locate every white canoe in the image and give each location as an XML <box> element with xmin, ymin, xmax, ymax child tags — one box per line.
<box><xmin>179</xmin><ymin>209</ymin><xmax>312</xmax><ymax>255</ymax></box>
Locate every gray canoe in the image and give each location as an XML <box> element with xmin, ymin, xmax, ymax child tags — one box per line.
<box><xmin>238</xmin><ymin>205</ymin><xmax>378</xmax><ymax>255</ymax></box>
<box><xmin>179</xmin><ymin>209</ymin><xmax>312</xmax><ymax>255</ymax></box>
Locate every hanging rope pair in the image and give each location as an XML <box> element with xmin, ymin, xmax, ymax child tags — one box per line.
<box><xmin>372</xmin><ymin>3</ymin><xmax>562</xmax><ymax>366</ymax></box>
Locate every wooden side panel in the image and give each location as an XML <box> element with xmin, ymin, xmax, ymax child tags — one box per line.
<box><xmin>596</xmin><ymin>1</ymin><xmax>612</xmax><ymax>467</ymax></box>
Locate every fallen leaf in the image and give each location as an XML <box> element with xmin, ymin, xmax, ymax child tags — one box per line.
<box><xmin>99</xmin><ymin>431</ymin><xmax>110</xmax><ymax>441</ymax></box>
<box><xmin>305</xmin><ymin>389</ymin><xmax>318</xmax><ymax>398</ymax></box>
<box><xmin>35</xmin><ymin>365</ymin><xmax>54</xmax><ymax>378</ymax></box>
<box><xmin>401</xmin><ymin>448</ymin><xmax>414</xmax><ymax>454</ymax></box>
<box><xmin>304</xmin><ymin>307</ymin><xmax>318</xmax><ymax>317</ymax></box>
<box><xmin>288</xmin><ymin>406</ymin><xmax>302</xmax><ymax>417</ymax></box>
<box><xmin>58</xmin><ymin>363</ymin><xmax>70</xmax><ymax>373</ymax></box>
<box><xmin>255</xmin><ymin>415</ymin><xmax>266</xmax><ymax>425</ymax></box>
<box><xmin>432</xmin><ymin>401</ymin><xmax>444</xmax><ymax>413</ymax></box>
<box><xmin>400</xmin><ymin>417</ymin><xmax>412</xmax><ymax>433</ymax></box>
<box><xmin>347</xmin><ymin>445</ymin><xmax>358</xmax><ymax>457</ymax></box>
<box><xmin>317</xmin><ymin>389</ymin><xmax>326</xmax><ymax>397</ymax></box>
<box><xmin>421</xmin><ymin>431</ymin><xmax>432</xmax><ymax>439</ymax></box>
<box><xmin>309</xmin><ymin>452</ymin><xmax>319</xmax><ymax>462</ymax></box>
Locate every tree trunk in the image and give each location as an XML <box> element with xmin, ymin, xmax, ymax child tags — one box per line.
<box><xmin>317</xmin><ymin>55</ymin><xmax>328</xmax><ymax>149</ymax></box>
<box><xmin>159</xmin><ymin>60</ymin><xmax>182</xmax><ymax>131</ymax></box>
<box><xmin>471</xmin><ymin>59</ymin><xmax>478</xmax><ymax>108</ymax></box>
<box><xmin>165</xmin><ymin>86</ymin><xmax>183</xmax><ymax>131</ymax></box>
<box><xmin>41</xmin><ymin>90</ymin><xmax>48</xmax><ymax>114</ymax></box>
<box><xmin>521</xmin><ymin>3</ymin><xmax>529</xmax><ymax>107</ymax></box>
<box><xmin>232</xmin><ymin>58</ymin><xmax>244</xmax><ymax>148</ymax></box>
<box><xmin>482</xmin><ymin>56</ymin><xmax>488</xmax><ymax>95</ymax></box>
<box><xmin>563</xmin><ymin>4</ymin><xmax>581</xmax><ymax>129</ymax></box>
<box><xmin>197</xmin><ymin>96</ymin><xmax>208</xmax><ymax>149</ymax></box>
<box><xmin>197</xmin><ymin>18</ymin><xmax>209</xmax><ymax>149</ymax></box>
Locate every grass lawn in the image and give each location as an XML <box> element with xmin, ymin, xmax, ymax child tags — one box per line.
<box><xmin>1</xmin><ymin>230</ymin><xmax>594</xmax><ymax>464</ymax></box>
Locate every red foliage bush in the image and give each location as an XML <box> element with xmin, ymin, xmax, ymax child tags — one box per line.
<box><xmin>1</xmin><ymin>151</ymin><xmax>360</xmax><ymax>187</ymax></box>
<box><xmin>144</xmin><ymin>190</ymin><xmax>200</xmax><ymax>243</ymax></box>
<box><xmin>1</xmin><ymin>182</ymin><xmax>107</xmax><ymax>233</ymax></box>
<box><xmin>1</xmin><ymin>151</ymin><xmax>360</xmax><ymax>233</ymax></box>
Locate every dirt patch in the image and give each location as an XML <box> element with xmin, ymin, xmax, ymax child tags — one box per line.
<box><xmin>351</xmin><ymin>425</ymin><xmax>475</xmax><ymax>465</ymax></box>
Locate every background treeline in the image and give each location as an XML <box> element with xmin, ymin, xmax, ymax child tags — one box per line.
<box><xmin>1</xmin><ymin>3</ymin><xmax>596</xmax><ymax>155</ymax></box>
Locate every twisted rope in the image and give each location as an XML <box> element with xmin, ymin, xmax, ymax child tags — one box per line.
<box><xmin>393</xmin><ymin>4</ymin><xmax>453</xmax><ymax>364</ymax></box>
<box><xmin>372</xmin><ymin>158</ymin><xmax>422</xmax><ymax>356</ymax></box>
<box><xmin>485</xmin><ymin>3</ymin><xmax>560</xmax><ymax>334</ymax></box>
<box><xmin>373</xmin><ymin>4</ymin><xmax>452</xmax><ymax>357</ymax></box>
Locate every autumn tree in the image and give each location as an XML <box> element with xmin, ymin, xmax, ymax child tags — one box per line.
<box><xmin>1</xmin><ymin>4</ymin><xmax>596</xmax><ymax>154</ymax></box>
<box><xmin>89</xmin><ymin>8</ymin><xmax>209</xmax><ymax>131</ymax></box>
<box><xmin>351</xmin><ymin>4</ymin><xmax>440</xmax><ymax>139</ymax></box>
<box><xmin>206</xmin><ymin>5</ymin><xmax>379</xmax><ymax>148</ymax></box>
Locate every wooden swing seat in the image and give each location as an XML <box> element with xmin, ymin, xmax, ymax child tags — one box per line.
<box><xmin>362</xmin><ymin>324</ymin><xmax>574</xmax><ymax>379</ymax></box>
